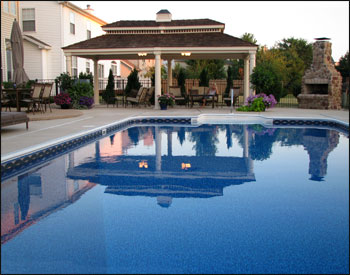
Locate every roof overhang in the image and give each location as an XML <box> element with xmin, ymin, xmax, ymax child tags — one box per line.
<box><xmin>63</xmin><ymin>46</ymin><xmax>257</xmax><ymax>60</ymax></box>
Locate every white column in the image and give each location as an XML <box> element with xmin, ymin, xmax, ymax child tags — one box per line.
<box><xmin>249</xmin><ymin>53</ymin><xmax>256</xmax><ymax>96</ymax></box>
<box><xmin>243</xmin><ymin>55</ymin><xmax>250</xmax><ymax>102</ymax></box>
<box><xmin>167</xmin><ymin>59</ymin><xmax>172</xmax><ymax>93</ymax></box>
<box><xmin>154</xmin><ymin>53</ymin><xmax>162</xmax><ymax>109</ymax></box>
<box><xmin>65</xmin><ymin>55</ymin><xmax>72</xmax><ymax>76</ymax></box>
<box><xmin>93</xmin><ymin>59</ymin><xmax>99</xmax><ymax>105</ymax></box>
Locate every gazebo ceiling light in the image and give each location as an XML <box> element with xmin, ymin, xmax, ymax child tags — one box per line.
<box><xmin>138</xmin><ymin>53</ymin><xmax>147</xmax><ymax>56</ymax></box>
<box><xmin>181</xmin><ymin>52</ymin><xmax>191</xmax><ymax>56</ymax></box>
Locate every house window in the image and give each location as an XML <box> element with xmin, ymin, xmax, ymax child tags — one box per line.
<box><xmin>22</xmin><ymin>8</ymin><xmax>35</xmax><ymax>32</ymax></box>
<box><xmin>70</xmin><ymin>12</ymin><xmax>75</xmax><ymax>34</ymax></box>
<box><xmin>3</xmin><ymin>1</ymin><xmax>9</xmax><ymax>13</ymax></box>
<box><xmin>111</xmin><ymin>61</ymin><xmax>118</xmax><ymax>76</ymax></box>
<box><xmin>5</xmin><ymin>39</ymin><xmax>12</xmax><ymax>81</ymax></box>
<box><xmin>86</xmin><ymin>61</ymin><xmax>90</xmax><ymax>73</ymax></box>
<box><xmin>72</xmin><ymin>56</ymin><xmax>78</xmax><ymax>77</ymax></box>
<box><xmin>86</xmin><ymin>21</ymin><xmax>91</xmax><ymax>39</ymax></box>
<box><xmin>10</xmin><ymin>1</ymin><xmax>16</xmax><ymax>15</ymax></box>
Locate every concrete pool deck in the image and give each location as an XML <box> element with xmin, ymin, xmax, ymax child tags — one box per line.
<box><xmin>1</xmin><ymin>105</ymin><xmax>349</xmax><ymax>158</ymax></box>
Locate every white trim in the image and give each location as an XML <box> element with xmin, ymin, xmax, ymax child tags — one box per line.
<box><xmin>63</xmin><ymin>46</ymin><xmax>257</xmax><ymax>55</ymax></box>
<box><xmin>103</xmin><ymin>24</ymin><xmax>225</xmax><ymax>32</ymax></box>
<box><xmin>23</xmin><ymin>36</ymin><xmax>51</xmax><ymax>49</ymax></box>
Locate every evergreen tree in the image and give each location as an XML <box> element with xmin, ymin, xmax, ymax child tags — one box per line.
<box><xmin>199</xmin><ymin>67</ymin><xmax>209</xmax><ymax>86</ymax></box>
<box><xmin>102</xmin><ymin>69</ymin><xmax>115</xmax><ymax>104</ymax></box>
<box><xmin>224</xmin><ymin>65</ymin><xmax>234</xmax><ymax>96</ymax></box>
<box><xmin>177</xmin><ymin>68</ymin><xmax>187</xmax><ymax>97</ymax></box>
<box><xmin>336</xmin><ymin>51</ymin><xmax>349</xmax><ymax>81</ymax></box>
<box><xmin>125</xmin><ymin>68</ymin><xmax>141</xmax><ymax>96</ymax></box>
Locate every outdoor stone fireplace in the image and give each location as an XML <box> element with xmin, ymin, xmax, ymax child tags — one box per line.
<box><xmin>298</xmin><ymin>39</ymin><xmax>342</xmax><ymax>109</ymax></box>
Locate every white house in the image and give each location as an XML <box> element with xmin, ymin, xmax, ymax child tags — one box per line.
<box><xmin>17</xmin><ymin>1</ymin><xmax>125</xmax><ymax>89</ymax></box>
<box><xmin>1</xmin><ymin>1</ymin><xmax>20</xmax><ymax>82</ymax></box>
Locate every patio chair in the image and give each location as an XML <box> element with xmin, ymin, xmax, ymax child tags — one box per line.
<box><xmin>169</xmin><ymin>86</ymin><xmax>187</xmax><ymax>106</ymax></box>
<box><xmin>1</xmin><ymin>90</ymin><xmax>13</xmax><ymax>112</ymax></box>
<box><xmin>21</xmin><ymin>83</ymin><xmax>44</xmax><ymax>114</ymax></box>
<box><xmin>41</xmin><ymin>83</ymin><xmax>53</xmax><ymax>113</ymax></box>
<box><xmin>143</xmin><ymin>87</ymin><xmax>155</xmax><ymax>107</ymax></box>
<box><xmin>125</xmin><ymin>87</ymin><xmax>147</xmax><ymax>107</ymax></box>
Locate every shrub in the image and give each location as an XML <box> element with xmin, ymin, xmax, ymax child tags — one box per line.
<box><xmin>158</xmin><ymin>94</ymin><xmax>175</xmax><ymax>106</ymax></box>
<box><xmin>67</xmin><ymin>82</ymin><xmax>93</xmax><ymax>108</ymax></box>
<box><xmin>102</xmin><ymin>69</ymin><xmax>115</xmax><ymax>104</ymax></box>
<box><xmin>199</xmin><ymin>67</ymin><xmax>209</xmax><ymax>87</ymax></box>
<box><xmin>124</xmin><ymin>68</ymin><xmax>141</xmax><ymax>97</ymax></box>
<box><xmin>177</xmin><ymin>68</ymin><xmax>187</xmax><ymax>97</ymax></box>
<box><xmin>55</xmin><ymin>72</ymin><xmax>73</xmax><ymax>93</ymax></box>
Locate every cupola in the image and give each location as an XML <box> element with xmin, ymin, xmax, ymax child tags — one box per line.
<box><xmin>156</xmin><ymin>9</ymin><xmax>172</xmax><ymax>22</ymax></box>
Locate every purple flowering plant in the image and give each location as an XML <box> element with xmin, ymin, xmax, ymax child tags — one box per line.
<box><xmin>246</xmin><ymin>93</ymin><xmax>277</xmax><ymax>109</ymax></box>
<box><xmin>54</xmin><ymin>93</ymin><xmax>72</xmax><ymax>105</ymax></box>
<box><xmin>79</xmin><ymin>96</ymin><xmax>94</xmax><ymax>108</ymax></box>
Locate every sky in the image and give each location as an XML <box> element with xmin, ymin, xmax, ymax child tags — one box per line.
<box><xmin>71</xmin><ymin>1</ymin><xmax>349</xmax><ymax>61</ymax></box>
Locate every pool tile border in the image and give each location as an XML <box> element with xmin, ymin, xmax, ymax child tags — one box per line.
<box><xmin>1</xmin><ymin>115</ymin><xmax>348</xmax><ymax>181</ymax></box>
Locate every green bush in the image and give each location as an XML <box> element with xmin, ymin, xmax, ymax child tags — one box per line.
<box><xmin>236</xmin><ymin>97</ymin><xmax>266</xmax><ymax>112</ymax></box>
<box><xmin>199</xmin><ymin>67</ymin><xmax>209</xmax><ymax>87</ymax></box>
<box><xmin>124</xmin><ymin>68</ymin><xmax>141</xmax><ymax>97</ymax></box>
<box><xmin>56</xmin><ymin>72</ymin><xmax>74</xmax><ymax>93</ymax></box>
<box><xmin>102</xmin><ymin>69</ymin><xmax>115</xmax><ymax>104</ymax></box>
<box><xmin>67</xmin><ymin>82</ymin><xmax>93</xmax><ymax>108</ymax></box>
<box><xmin>177</xmin><ymin>68</ymin><xmax>187</xmax><ymax>97</ymax></box>
<box><xmin>224</xmin><ymin>65</ymin><xmax>234</xmax><ymax>96</ymax></box>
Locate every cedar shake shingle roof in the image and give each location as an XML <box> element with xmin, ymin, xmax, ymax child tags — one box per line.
<box><xmin>102</xmin><ymin>19</ymin><xmax>224</xmax><ymax>28</ymax></box>
<box><xmin>62</xmin><ymin>32</ymin><xmax>257</xmax><ymax>50</ymax></box>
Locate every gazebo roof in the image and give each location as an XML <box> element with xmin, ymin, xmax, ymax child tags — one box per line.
<box><xmin>102</xmin><ymin>18</ymin><xmax>225</xmax><ymax>28</ymax></box>
<box><xmin>62</xmin><ymin>10</ymin><xmax>257</xmax><ymax>60</ymax></box>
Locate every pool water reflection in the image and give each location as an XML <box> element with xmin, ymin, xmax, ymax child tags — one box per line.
<box><xmin>1</xmin><ymin>124</ymin><xmax>349</xmax><ymax>274</ymax></box>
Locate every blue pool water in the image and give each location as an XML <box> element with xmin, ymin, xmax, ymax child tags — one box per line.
<box><xmin>1</xmin><ymin>123</ymin><xmax>349</xmax><ymax>274</ymax></box>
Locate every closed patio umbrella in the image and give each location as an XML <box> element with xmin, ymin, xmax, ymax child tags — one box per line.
<box><xmin>10</xmin><ymin>19</ymin><xmax>29</xmax><ymax>85</ymax></box>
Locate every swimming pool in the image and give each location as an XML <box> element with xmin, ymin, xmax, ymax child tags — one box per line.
<box><xmin>1</xmin><ymin>119</ymin><xmax>349</xmax><ymax>274</ymax></box>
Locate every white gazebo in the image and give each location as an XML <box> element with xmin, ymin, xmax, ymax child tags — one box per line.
<box><xmin>62</xmin><ymin>10</ymin><xmax>257</xmax><ymax>109</ymax></box>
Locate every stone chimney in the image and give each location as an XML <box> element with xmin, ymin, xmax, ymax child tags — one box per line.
<box><xmin>156</xmin><ymin>9</ymin><xmax>172</xmax><ymax>22</ymax></box>
<box><xmin>84</xmin><ymin>4</ymin><xmax>94</xmax><ymax>14</ymax></box>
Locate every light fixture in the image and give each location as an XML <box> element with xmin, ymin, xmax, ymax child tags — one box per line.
<box><xmin>139</xmin><ymin>161</ymin><xmax>148</xmax><ymax>168</ymax></box>
<box><xmin>181</xmin><ymin>163</ymin><xmax>191</xmax><ymax>170</ymax></box>
<box><xmin>138</xmin><ymin>53</ymin><xmax>147</xmax><ymax>57</ymax></box>
<box><xmin>181</xmin><ymin>52</ymin><xmax>191</xmax><ymax>57</ymax></box>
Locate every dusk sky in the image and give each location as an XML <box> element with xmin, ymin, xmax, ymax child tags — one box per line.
<box><xmin>71</xmin><ymin>1</ymin><xmax>349</xmax><ymax>61</ymax></box>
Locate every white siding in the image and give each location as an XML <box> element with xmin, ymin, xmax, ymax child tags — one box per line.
<box><xmin>20</xmin><ymin>1</ymin><xmax>62</xmax><ymax>80</ymax></box>
<box><xmin>23</xmin><ymin>39</ymin><xmax>42</xmax><ymax>79</ymax></box>
<box><xmin>1</xmin><ymin>1</ymin><xmax>19</xmax><ymax>82</ymax></box>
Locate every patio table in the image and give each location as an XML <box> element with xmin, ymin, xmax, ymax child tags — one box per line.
<box><xmin>2</xmin><ymin>88</ymin><xmax>32</xmax><ymax>112</ymax></box>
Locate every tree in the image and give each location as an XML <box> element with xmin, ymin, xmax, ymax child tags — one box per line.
<box><xmin>199</xmin><ymin>67</ymin><xmax>209</xmax><ymax>86</ymax></box>
<box><xmin>241</xmin><ymin>32</ymin><xmax>257</xmax><ymax>44</ymax></box>
<box><xmin>177</xmin><ymin>68</ymin><xmax>187</xmax><ymax>97</ymax></box>
<box><xmin>102</xmin><ymin>69</ymin><xmax>115</xmax><ymax>104</ymax></box>
<box><xmin>185</xmin><ymin>59</ymin><xmax>226</xmax><ymax>79</ymax></box>
<box><xmin>251</xmin><ymin>49</ymin><xmax>287</xmax><ymax>101</ymax></box>
<box><xmin>144</xmin><ymin>65</ymin><xmax>167</xmax><ymax>86</ymax></box>
<box><xmin>125</xmin><ymin>68</ymin><xmax>141</xmax><ymax>96</ymax></box>
<box><xmin>224</xmin><ymin>65</ymin><xmax>234</xmax><ymax>96</ymax></box>
<box><xmin>336</xmin><ymin>51</ymin><xmax>349</xmax><ymax>81</ymax></box>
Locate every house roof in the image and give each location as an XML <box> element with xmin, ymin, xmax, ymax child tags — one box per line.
<box><xmin>23</xmin><ymin>35</ymin><xmax>51</xmax><ymax>49</ymax></box>
<box><xmin>103</xmin><ymin>18</ymin><xmax>225</xmax><ymax>28</ymax></box>
<box><xmin>62</xmin><ymin>32</ymin><xmax>257</xmax><ymax>50</ymax></box>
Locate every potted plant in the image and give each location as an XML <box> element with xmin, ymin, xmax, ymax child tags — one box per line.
<box><xmin>158</xmin><ymin>94</ymin><xmax>175</xmax><ymax>110</ymax></box>
<box><xmin>54</xmin><ymin>93</ymin><xmax>72</xmax><ymax>109</ymax></box>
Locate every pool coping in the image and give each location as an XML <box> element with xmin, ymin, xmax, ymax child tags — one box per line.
<box><xmin>1</xmin><ymin>113</ymin><xmax>349</xmax><ymax>180</ymax></box>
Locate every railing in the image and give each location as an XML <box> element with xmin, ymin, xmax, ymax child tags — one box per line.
<box><xmin>53</xmin><ymin>76</ymin><xmax>314</xmax><ymax>108</ymax></box>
